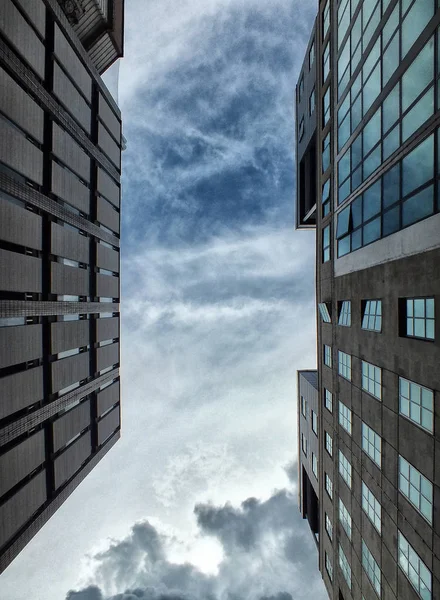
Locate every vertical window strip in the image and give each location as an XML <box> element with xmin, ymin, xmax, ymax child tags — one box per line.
<box><xmin>399</xmin><ymin>456</ymin><xmax>433</xmax><ymax>523</ymax></box>
<box><xmin>399</xmin><ymin>377</ymin><xmax>433</xmax><ymax>433</ymax></box>
<box><xmin>398</xmin><ymin>532</ymin><xmax>432</xmax><ymax>600</ymax></box>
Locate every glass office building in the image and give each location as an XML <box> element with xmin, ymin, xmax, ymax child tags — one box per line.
<box><xmin>296</xmin><ymin>1</ymin><xmax>440</xmax><ymax>599</ymax></box>
<box><xmin>0</xmin><ymin>0</ymin><xmax>124</xmax><ymax>573</ymax></box>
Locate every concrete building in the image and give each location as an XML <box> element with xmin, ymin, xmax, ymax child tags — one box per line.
<box><xmin>296</xmin><ymin>1</ymin><xmax>440</xmax><ymax>599</ymax></box>
<box><xmin>0</xmin><ymin>0</ymin><xmax>123</xmax><ymax>573</ymax></box>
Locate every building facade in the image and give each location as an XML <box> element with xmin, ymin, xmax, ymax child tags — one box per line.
<box><xmin>0</xmin><ymin>0</ymin><xmax>123</xmax><ymax>573</ymax></box>
<box><xmin>296</xmin><ymin>1</ymin><xmax>440</xmax><ymax>599</ymax></box>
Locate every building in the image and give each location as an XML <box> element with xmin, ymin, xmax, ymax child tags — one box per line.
<box><xmin>296</xmin><ymin>1</ymin><xmax>440</xmax><ymax>599</ymax></box>
<box><xmin>0</xmin><ymin>0</ymin><xmax>124</xmax><ymax>573</ymax></box>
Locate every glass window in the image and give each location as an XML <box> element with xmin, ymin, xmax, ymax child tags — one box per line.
<box><xmin>402</xmin><ymin>86</ymin><xmax>434</xmax><ymax>142</ymax></box>
<box><xmin>362</xmin><ymin>481</ymin><xmax>381</xmax><ymax>532</ymax></box>
<box><xmin>322</xmin><ymin>178</ymin><xmax>331</xmax><ymax>216</ymax></box>
<box><xmin>298</xmin><ymin>117</ymin><xmax>304</xmax><ymax>141</ymax></box>
<box><xmin>309</xmin><ymin>39</ymin><xmax>315</xmax><ymax>69</ymax></box>
<box><xmin>399</xmin><ymin>456</ymin><xmax>433</xmax><ymax>523</ymax></box>
<box><xmin>338</xmin><ymin>351</ymin><xmax>352</xmax><ymax>380</ymax></box>
<box><xmin>323</xmin><ymin>225</ymin><xmax>331</xmax><ymax>262</ymax></box>
<box><xmin>325</xmin><ymin>553</ymin><xmax>333</xmax><ymax>582</ymax></box>
<box><xmin>301</xmin><ymin>433</ymin><xmax>307</xmax><ymax>456</ymax></box>
<box><xmin>339</xmin><ymin>401</ymin><xmax>352</xmax><ymax>435</ymax></box>
<box><xmin>362</xmin><ymin>361</ymin><xmax>382</xmax><ymax>400</ymax></box>
<box><xmin>383</xmin><ymin>83</ymin><xmax>399</xmax><ymax>133</ymax></box>
<box><xmin>309</xmin><ymin>88</ymin><xmax>315</xmax><ymax>116</ymax></box>
<box><xmin>362</xmin><ymin>422</ymin><xmax>381</xmax><ymax>467</ymax></box>
<box><xmin>325</xmin><ymin>513</ymin><xmax>333</xmax><ymax>541</ymax></box>
<box><xmin>363</xmin><ymin>62</ymin><xmax>381</xmax><ymax>116</ymax></box>
<box><xmin>298</xmin><ymin>74</ymin><xmax>304</xmax><ymax>102</ymax></box>
<box><xmin>301</xmin><ymin>395</ymin><xmax>307</xmax><ymax>418</ymax></box>
<box><xmin>362</xmin><ymin>541</ymin><xmax>381</xmax><ymax>596</ymax></box>
<box><xmin>338</xmin><ymin>301</ymin><xmax>351</xmax><ymax>326</ymax></box>
<box><xmin>363</xmin><ymin>109</ymin><xmax>381</xmax><ymax>157</ymax></box>
<box><xmin>362</xmin><ymin>300</ymin><xmax>382</xmax><ymax>332</ymax></box>
<box><xmin>318</xmin><ymin>302</ymin><xmax>332</xmax><ymax>323</ymax></box>
<box><xmin>402</xmin><ymin>39</ymin><xmax>434</xmax><ymax>113</ymax></box>
<box><xmin>383</xmin><ymin>124</ymin><xmax>400</xmax><ymax>160</ymax></box>
<box><xmin>402</xmin><ymin>135</ymin><xmax>434</xmax><ymax>197</ymax></box>
<box><xmin>383</xmin><ymin>31</ymin><xmax>400</xmax><ymax>87</ymax></box>
<box><xmin>325</xmin><ymin>431</ymin><xmax>333</xmax><ymax>456</ymax></box>
<box><xmin>398</xmin><ymin>532</ymin><xmax>432</xmax><ymax>600</ymax></box>
<box><xmin>338</xmin><ymin>150</ymin><xmax>351</xmax><ymax>184</ymax></box>
<box><xmin>363</xmin><ymin>216</ymin><xmax>381</xmax><ymax>245</ymax></box>
<box><xmin>312</xmin><ymin>453</ymin><xmax>318</xmax><ymax>479</ymax></box>
<box><xmin>323</xmin><ymin>0</ymin><xmax>330</xmax><ymax>40</ymax></box>
<box><xmin>323</xmin><ymin>42</ymin><xmax>330</xmax><ymax>83</ymax></box>
<box><xmin>339</xmin><ymin>499</ymin><xmax>352</xmax><ymax>540</ymax></box>
<box><xmin>324</xmin><ymin>344</ymin><xmax>332</xmax><ymax>367</ymax></box>
<box><xmin>339</xmin><ymin>544</ymin><xmax>352</xmax><ymax>589</ymax></box>
<box><xmin>399</xmin><ymin>376</ymin><xmax>434</xmax><ymax>433</ymax></box>
<box><xmin>312</xmin><ymin>410</ymin><xmax>318</xmax><ymax>435</ymax></box>
<box><xmin>363</xmin><ymin>180</ymin><xmax>381</xmax><ymax>221</ymax></box>
<box><xmin>404</xmin><ymin>297</ymin><xmax>435</xmax><ymax>340</ymax></box>
<box><xmin>339</xmin><ymin>449</ymin><xmax>352</xmax><ymax>488</ymax></box>
<box><xmin>383</xmin><ymin>163</ymin><xmax>400</xmax><ymax>209</ymax></box>
<box><xmin>383</xmin><ymin>205</ymin><xmax>400</xmax><ymax>236</ymax></box>
<box><xmin>401</xmin><ymin>0</ymin><xmax>434</xmax><ymax>58</ymax></box>
<box><xmin>325</xmin><ymin>473</ymin><xmax>333</xmax><ymax>499</ymax></box>
<box><xmin>323</xmin><ymin>88</ymin><xmax>331</xmax><ymax>126</ymax></box>
<box><xmin>324</xmin><ymin>388</ymin><xmax>333</xmax><ymax>412</ymax></box>
<box><xmin>322</xmin><ymin>132</ymin><xmax>330</xmax><ymax>173</ymax></box>
<box><xmin>402</xmin><ymin>185</ymin><xmax>434</xmax><ymax>229</ymax></box>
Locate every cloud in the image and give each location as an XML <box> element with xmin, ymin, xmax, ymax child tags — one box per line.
<box><xmin>66</xmin><ymin>478</ymin><xmax>326</xmax><ymax>600</ymax></box>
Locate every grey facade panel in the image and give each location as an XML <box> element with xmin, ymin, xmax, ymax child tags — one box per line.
<box><xmin>0</xmin><ymin>118</ymin><xmax>43</xmax><ymax>184</ymax></box>
<box><xmin>50</xmin><ymin>320</ymin><xmax>90</xmax><ymax>355</ymax></box>
<box><xmin>53</xmin><ymin>24</ymin><xmax>92</xmax><ymax>101</ymax></box>
<box><xmin>96</xmin><ymin>243</ymin><xmax>119</xmax><ymax>272</ymax></box>
<box><xmin>51</xmin><ymin>352</ymin><xmax>90</xmax><ymax>393</ymax></box>
<box><xmin>52</xmin><ymin>123</ymin><xmax>90</xmax><ymax>183</ymax></box>
<box><xmin>14</xmin><ymin>0</ymin><xmax>46</xmax><ymax>37</ymax></box>
<box><xmin>97</xmin><ymin>381</ymin><xmax>120</xmax><ymax>416</ymax></box>
<box><xmin>51</xmin><ymin>161</ymin><xmax>90</xmax><ymax>214</ymax></box>
<box><xmin>0</xmin><ymin>196</ymin><xmax>42</xmax><ymax>250</ymax></box>
<box><xmin>97</xmin><ymin>196</ymin><xmax>120</xmax><ymax>233</ymax></box>
<box><xmin>96</xmin><ymin>317</ymin><xmax>119</xmax><ymax>342</ymax></box>
<box><xmin>96</xmin><ymin>343</ymin><xmax>119</xmax><ymax>372</ymax></box>
<box><xmin>51</xmin><ymin>222</ymin><xmax>90</xmax><ymax>264</ymax></box>
<box><xmin>0</xmin><ymin>471</ymin><xmax>46</xmax><ymax>550</ymax></box>
<box><xmin>52</xmin><ymin>400</ymin><xmax>91</xmax><ymax>452</ymax></box>
<box><xmin>0</xmin><ymin>249</ymin><xmax>41</xmax><ymax>293</ymax></box>
<box><xmin>0</xmin><ymin>324</ymin><xmax>42</xmax><ymax>369</ymax></box>
<box><xmin>96</xmin><ymin>273</ymin><xmax>119</xmax><ymax>299</ymax></box>
<box><xmin>54</xmin><ymin>431</ymin><xmax>92</xmax><ymax>489</ymax></box>
<box><xmin>0</xmin><ymin>66</ymin><xmax>44</xmax><ymax>142</ymax></box>
<box><xmin>0</xmin><ymin>430</ymin><xmax>45</xmax><ymax>497</ymax></box>
<box><xmin>98</xmin><ymin>123</ymin><xmax>121</xmax><ymax>169</ymax></box>
<box><xmin>50</xmin><ymin>262</ymin><xmax>89</xmax><ymax>296</ymax></box>
<box><xmin>0</xmin><ymin>367</ymin><xmax>44</xmax><ymax>421</ymax></box>
<box><xmin>99</xmin><ymin>93</ymin><xmax>121</xmax><ymax>142</ymax></box>
<box><xmin>97</xmin><ymin>406</ymin><xmax>119</xmax><ymax>445</ymax></box>
<box><xmin>0</xmin><ymin>0</ymin><xmax>45</xmax><ymax>78</ymax></box>
<box><xmin>97</xmin><ymin>167</ymin><xmax>120</xmax><ymax>208</ymax></box>
<box><xmin>53</xmin><ymin>63</ymin><xmax>91</xmax><ymax>134</ymax></box>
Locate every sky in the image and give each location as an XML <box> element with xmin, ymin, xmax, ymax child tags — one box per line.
<box><xmin>1</xmin><ymin>1</ymin><xmax>324</xmax><ymax>599</ymax></box>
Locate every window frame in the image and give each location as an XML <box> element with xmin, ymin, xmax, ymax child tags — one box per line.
<box><xmin>339</xmin><ymin>498</ymin><xmax>352</xmax><ymax>540</ymax></box>
<box><xmin>362</xmin><ymin>422</ymin><xmax>381</xmax><ymax>467</ymax></box>
<box><xmin>362</xmin><ymin>540</ymin><xmax>381</xmax><ymax>596</ymax></box>
<box><xmin>324</xmin><ymin>388</ymin><xmax>333</xmax><ymax>412</ymax></box>
<box><xmin>325</xmin><ymin>473</ymin><xmax>333</xmax><ymax>499</ymax></box>
<box><xmin>339</xmin><ymin>400</ymin><xmax>352</xmax><ymax>435</ymax></box>
<box><xmin>325</xmin><ymin>431</ymin><xmax>333</xmax><ymax>456</ymax></box>
<box><xmin>399</xmin><ymin>376</ymin><xmax>433</xmax><ymax>433</ymax></box>
<box><xmin>398</xmin><ymin>531</ymin><xmax>432</xmax><ymax>600</ymax></box>
<box><xmin>362</xmin><ymin>481</ymin><xmax>381</xmax><ymax>533</ymax></box>
<box><xmin>362</xmin><ymin>299</ymin><xmax>382</xmax><ymax>332</ymax></box>
<box><xmin>324</xmin><ymin>344</ymin><xmax>332</xmax><ymax>367</ymax></box>
<box><xmin>401</xmin><ymin>297</ymin><xmax>435</xmax><ymax>341</ymax></box>
<box><xmin>338</xmin><ymin>300</ymin><xmax>351</xmax><ymax>326</ymax></box>
<box><xmin>361</xmin><ymin>360</ymin><xmax>382</xmax><ymax>400</ymax></box>
<box><xmin>339</xmin><ymin>449</ymin><xmax>352</xmax><ymax>489</ymax></box>
<box><xmin>399</xmin><ymin>455</ymin><xmax>433</xmax><ymax>524</ymax></box>
<box><xmin>323</xmin><ymin>224</ymin><xmax>331</xmax><ymax>262</ymax></box>
<box><xmin>311</xmin><ymin>410</ymin><xmax>318</xmax><ymax>435</ymax></box>
<box><xmin>338</xmin><ymin>350</ymin><xmax>352</xmax><ymax>380</ymax></box>
<box><xmin>325</xmin><ymin>513</ymin><xmax>333</xmax><ymax>541</ymax></box>
<box><xmin>318</xmin><ymin>302</ymin><xmax>332</xmax><ymax>323</ymax></box>
<box><xmin>339</xmin><ymin>544</ymin><xmax>352</xmax><ymax>590</ymax></box>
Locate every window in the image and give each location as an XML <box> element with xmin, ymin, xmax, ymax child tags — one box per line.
<box><xmin>322</xmin><ymin>177</ymin><xmax>330</xmax><ymax>216</ymax></box>
<box><xmin>339</xmin><ymin>450</ymin><xmax>352</xmax><ymax>488</ymax></box>
<box><xmin>399</xmin><ymin>456</ymin><xmax>433</xmax><ymax>524</ymax></box>
<box><xmin>309</xmin><ymin>40</ymin><xmax>315</xmax><ymax>69</ymax></box>
<box><xmin>298</xmin><ymin>117</ymin><xmax>305</xmax><ymax>141</ymax></box>
<box><xmin>362</xmin><ymin>541</ymin><xmax>381</xmax><ymax>596</ymax></box>
<box><xmin>311</xmin><ymin>410</ymin><xmax>318</xmax><ymax>435</ymax></box>
<box><xmin>325</xmin><ymin>473</ymin><xmax>333</xmax><ymax>499</ymax></box>
<box><xmin>325</xmin><ymin>552</ymin><xmax>333</xmax><ymax>582</ymax></box>
<box><xmin>309</xmin><ymin>88</ymin><xmax>315</xmax><ymax>116</ymax></box>
<box><xmin>339</xmin><ymin>401</ymin><xmax>352</xmax><ymax>435</ymax></box>
<box><xmin>301</xmin><ymin>433</ymin><xmax>307</xmax><ymax>456</ymax></box>
<box><xmin>362</xmin><ymin>423</ymin><xmax>381</xmax><ymax>467</ymax></box>
<box><xmin>298</xmin><ymin>74</ymin><xmax>304</xmax><ymax>102</ymax></box>
<box><xmin>323</xmin><ymin>87</ymin><xmax>331</xmax><ymax>127</ymax></box>
<box><xmin>324</xmin><ymin>388</ymin><xmax>333</xmax><ymax>412</ymax></box>
<box><xmin>361</xmin><ymin>361</ymin><xmax>382</xmax><ymax>400</ymax></box>
<box><xmin>324</xmin><ymin>344</ymin><xmax>332</xmax><ymax>367</ymax></box>
<box><xmin>398</xmin><ymin>532</ymin><xmax>432</xmax><ymax>600</ymax></box>
<box><xmin>325</xmin><ymin>513</ymin><xmax>333</xmax><ymax>540</ymax></box>
<box><xmin>318</xmin><ymin>302</ymin><xmax>331</xmax><ymax>323</ymax></box>
<box><xmin>338</xmin><ymin>351</ymin><xmax>351</xmax><ymax>380</ymax></box>
<box><xmin>322</xmin><ymin>225</ymin><xmax>330</xmax><ymax>262</ymax></box>
<box><xmin>403</xmin><ymin>298</ymin><xmax>435</xmax><ymax>340</ymax></box>
<box><xmin>339</xmin><ymin>499</ymin><xmax>352</xmax><ymax>540</ymax></box>
<box><xmin>322</xmin><ymin>0</ymin><xmax>330</xmax><ymax>40</ymax></box>
<box><xmin>312</xmin><ymin>453</ymin><xmax>318</xmax><ymax>479</ymax></box>
<box><xmin>339</xmin><ymin>544</ymin><xmax>351</xmax><ymax>589</ymax></box>
<box><xmin>325</xmin><ymin>431</ymin><xmax>333</xmax><ymax>456</ymax></box>
<box><xmin>362</xmin><ymin>300</ymin><xmax>382</xmax><ymax>331</ymax></box>
<box><xmin>301</xmin><ymin>395</ymin><xmax>307</xmax><ymax>418</ymax></box>
<box><xmin>323</xmin><ymin>42</ymin><xmax>330</xmax><ymax>82</ymax></box>
<box><xmin>362</xmin><ymin>482</ymin><xmax>381</xmax><ymax>533</ymax></box>
<box><xmin>338</xmin><ymin>301</ymin><xmax>351</xmax><ymax>326</ymax></box>
<box><xmin>322</xmin><ymin>132</ymin><xmax>330</xmax><ymax>172</ymax></box>
<box><xmin>399</xmin><ymin>377</ymin><xmax>433</xmax><ymax>433</ymax></box>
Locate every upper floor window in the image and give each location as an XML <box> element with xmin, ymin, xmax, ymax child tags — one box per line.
<box><xmin>325</xmin><ymin>473</ymin><xmax>333</xmax><ymax>499</ymax></box>
<box><xmin>362</xmin><ymin>481</ymin><xmax>381</xmax><ymax>533</ymax></box>
<box><xmin>338</xmin><ymin>351</ymin><xmax>352</xmax><ymax>380</ymax></box>
<box><xmin>325</xmin><ymin>552</ymin><xmax>333</xmax><ymax>582</ymax></box>
<box><xmin>362</xmin><ymin>422</ymin><xmax>381</xmax><ymax>467</ymax></box>
<box><xmin>324</xmin><ymin>344</ymin><xmax>332</xmax><ymax>367</ymax></box>
<box><xmin>322</xmin><ymin>42</ymin><xmax>330</xmax><ymax>82</ymax></box>
<box><xmin>339</xmin><ymin>449</ymin><xmax>352</xmax><ymax>488</ymax></box>
<box><xmin>401</xmin><ymin>297</ymin><xmax>435</xmax><ymax>340</ymax></box>
<box><xmin>309</xmin><ymin>87</ymin><xmax>315</xmax><ymax>116</ymax></box>
<box><xmin>322</xmin><ymin>177</ymin><xmax>330</xmax><ymax>216</ymax></box>
<box><xmin>312</xmin><ymin>452</ymin><xmax>318</xmax><ymax>479</ymax></box>
<box><xmin>323</xmin><ymin>87</ymin><xmax>331</xmax><ymax>127</ymax></box>
<box><xmin>362</xmin><ymin>300</ymin><xmax>382</xmax><ymax>331</ymax></box>
<box><xmin>298</xmin><ymin>117</ymin><xmax>305</xmax><ymax>141</ymax></box>
<box><xmin>398</xmin><ymin>532</ymin><xmax>432</xmax><ymax>600</ymax></box>
<box><xmin>323</xmin><ymin>225</ymin><xmax>331</xmax><ymax>262</ymax></box>
<box><xmin>325</xmin><ymin>431</ymin><xmax>333</xmax><ymax>456</ymax></box>
<box><xmin>361</xmin><ymin>361</ymin><xmax>382</xmax><ymax>400</ymax></box>
<box><xmin>309</xmin><ymin>40</ymin><xmax>315</xmax><ymax>69</ymax></box>
<box><xmin>339</xmin><ymin>401</ymin><xmax>352</xmax><ymax>435</ymax></box>
<box><xmin>338</xmin><ymin>300</ymin><xmax>351</xmax><ymax>326</ymax></box>
<box><xmin>311</xmin><ymin>410</ymin><xmax>318</xmax><ymax>435</ymax></box>
<box><xmin>298</xmin><ymin>74</ymin><xmax>304</xmax><ymax>102</ymax></box>
<box><xmin>325</xmin><ymin>513</ymin><xmax>333</xmax><ymax>540</ymax></box>
<box><xmin>322</xmin><ymin>0</ymin><xmax>330</xmax><ymax>40</ymax></box>
<box><xmin>339</xmin><ymin>544</ymin><xmax>352</xmax><ymax>589</ymax></box>
<box><xmin>324</xmin><ymin>388</ymin><xmax>333</xmax><ymax>412</ymax></box>
<box><xmin>318</xmin><ymin>302</ymin><xmax>332</xmax><ymax>323</ymax></box>
<box><xmin>322</xmin><ymin>132</ymin><xmax>330</xmax><ymax>172</ymax></box>
<box><xmin>399</xmin><ymin>376</ymin><xmax>433</xmax><ymax>433</ymax></box>
<box><xmin>301</xmin><ymin>395</ymin><xmax>307</xmax><ymax>418</ymax></box>
<box><xmin>362</xmin><ymin>541</ymin><xmax>381</xmax><ymax>596</ymax></box>
<box><xmin>301</xmin><ymin>433</ymin><xmax>307</xmax><ymax>456</ymax></box>
<box><xmin>339</xmin><ymin>498</ymin><xmax>352</xmax><ymax>540</ymax></box>
<box><xmin>399</xmin><ymin>456</ymin><xmax>433</xmax><ymax>523</ymax></box>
